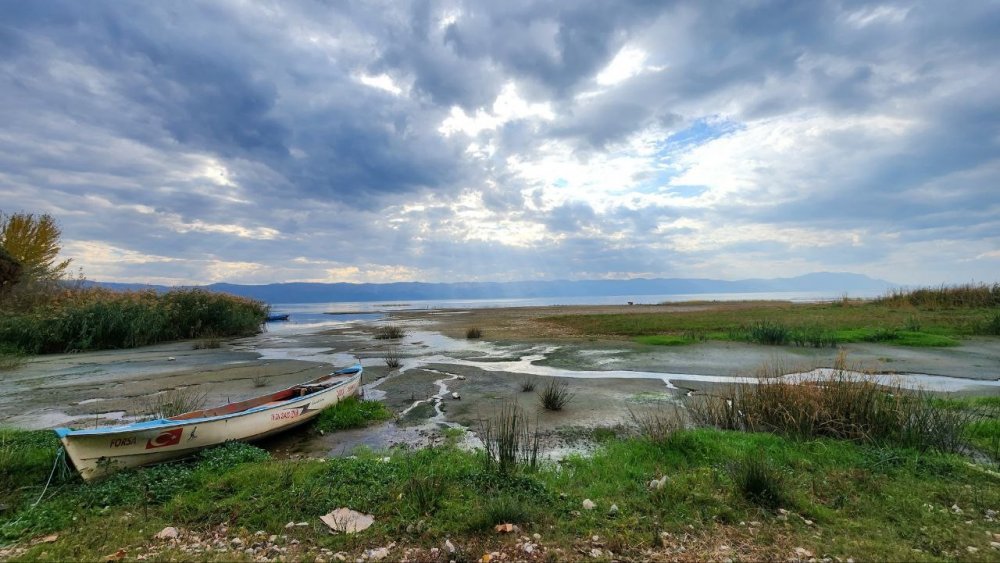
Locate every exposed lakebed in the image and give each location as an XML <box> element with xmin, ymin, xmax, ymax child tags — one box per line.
<box><xmin>2</xmin><ymin>308</ymin><xmax>998</xmax><ymax>458</ymax></box>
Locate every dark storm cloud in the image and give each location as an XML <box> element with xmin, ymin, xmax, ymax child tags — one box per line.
<box><xmin>0</xmin><ymin>0</ymin><xmax>997</xmax><ymax>284</ymax></box>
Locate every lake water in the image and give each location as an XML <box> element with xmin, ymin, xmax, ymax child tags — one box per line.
<box><xmin>265</xmin><ymin>289</ymin><xmax>882</xmax><ymax>329</ymax></box>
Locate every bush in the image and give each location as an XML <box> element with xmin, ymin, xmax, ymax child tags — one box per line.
<box><xmin>875</xmin><ymin>283</ymin><xmax>1000</xmax><ymax>308</ymax></box>
<box><xmin>538</xmin><ymin>379</ymin><xmax>575</xmax><ymax>411</ymax></box>
<box><xmin>477</xmin><ymin>494</ymin><xmax>535</xmax><ymax>529</ymax></box>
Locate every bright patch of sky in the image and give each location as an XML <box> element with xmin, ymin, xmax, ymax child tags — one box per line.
<box><xmin>1</xmin><ymin>1</ymin><xmax>997</xmax><ymax>286</ymax></box>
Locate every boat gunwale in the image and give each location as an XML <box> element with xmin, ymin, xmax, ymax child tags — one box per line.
<box><xmin>55</xmin><ymin>365</ymin><xmax>362</xmax><ymax>438</ymax></box>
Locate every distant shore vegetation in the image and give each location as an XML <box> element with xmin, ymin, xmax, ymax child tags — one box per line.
<box><xmin>546</xmin><ymin>283</ymin><xmax>1000</xmax><ymax>348</ymax></box>
<box><xmin>0</xmin><ymin>211</ymin><xmax>268</xmax><ymax>360</ymax></box>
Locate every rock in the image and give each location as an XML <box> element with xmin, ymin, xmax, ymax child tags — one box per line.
<box><xmin>334</xmin><ymin>553</ymin><xmax>348</xmax><ymax>561</ymax></box>
<box><xmin>608</xmin><ymin>504</ymin><xmax>619</xmax><ymax>517</ymax></box>
<box><xmin>967</xmin><ymin>546</ymin><xmax>979</xmax><ymax>553</ymax></box>
<box><xmin>589</xmin><ymin>548</ymin><xmax>603</xmax><ymax>558</ymax></box>
<box><xmin>167</xmin><ymin>357</ymin><xmax>175</xmax><ymax>361</ymax></box>
<box><xmin>445</xmin><ymin>539</ymin><xmax>456</xmax><ymax>553</ymax></box>
<box><xmin>451</xmin><ymin>392</ymin><xmax>460</xmax><ymax>400</ymax></box>
<box><xmin>494</xmin><ymin>524</ymin><xmax>515</xmax><ymax>533</ymax></box>
<box><xmin>268</xmin><ymin>535</ymin><xmax>278</xmax><ymax>543</ymax></box>
<box><xmin>951</xmin><ymin>504</ymin><xmax>963</xmax><ymax>514</ymax></box>
<box><xmin>285</xmin><ymin>522</ymin><xmax>295</xmax><ymax>529</ymax></box>
<box><xmin>990</xmin><ymin>542</ymin><xmax>1000</xmax><ymax>550</ymax></box>
<box><xmin>533</xmin><ymin>533</ymin><xmax>541</xmax><ymax>540</ymax></box>
<box><xmin>430</xmin><ymin>548</ymin><xmax>440</xmax><ymax>557</ymax></box>
<box><xmin>648</xmin><ymin>476</ymin><xmax>668</xmax><ymax>490</ymax></box>
<box><xmin>582</xmin><ymin>499</ymin><xmax>596</xmax><ymax>510</ymax></box>
<box><xmin>104</xmin><ymin>548</ymin><xmax>127</xmax><ymax>561</ymax></box>
<box><xmin>155</xmin><ymin>527</ymin><xmax>179</xmax><ymax>540</ymax></box>
<box><xmin>296</xmin><ymin>522</ymin><xmax>309</xmax><ymax>527</ymax></box>
<box><xmin>366</xmin><ymin>547</ymin><xmax>390</xmax><ymax>561</ymax></box>
<box><xmin>321</xmin><ymin>508</ymin><xmax>375</xmax><ymax>534</ymax></box>
<box><xmin>794</xmin><ymin>547</ymin><xmax>814</xmax><ymax>558</ymax></box>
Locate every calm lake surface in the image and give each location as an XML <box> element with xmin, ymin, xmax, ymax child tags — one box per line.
<box><xmin>266</xmin><ymin>290</ymin><xmax>884</xmax><ymax>327</ymax></box>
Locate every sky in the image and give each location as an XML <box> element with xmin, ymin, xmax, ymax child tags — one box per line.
<box><xmin>1</xmin><ymin>1</ymin><xmax>998</xmax><ymax>286</ymax></box>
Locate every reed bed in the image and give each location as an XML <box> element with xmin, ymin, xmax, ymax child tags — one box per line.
<box><xmin>0</xmin><ymin>288</ymin><xmax>267</xmax><ymax>354</ymax></box>
<box><xmin>686</xmin><ymin>367</ymin><xmax>980</xmax><ymax>452</ymax></box>
<box><xmin>875</xmin><ymin>283</ymin><xmax>1000</xmax><ymax>309</ymax></box>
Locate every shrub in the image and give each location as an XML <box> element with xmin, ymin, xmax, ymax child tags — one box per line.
<box><xmin>466</xmin><ymin>327</ymin><xmax>482</xmax><ymax>339</ymax></box>
<box><xmin>520</xmin><ymin>378</ymin><xmax>536</xmax><ymax>392</ymax></box>
<box><xmin>374</xmin><ymin>324</ymin><xmax>406</xmax><ymax>340</ymax></box>
<box><xmin>875</xmin><ymin>283</ymin><xmax>1000</xmax><ymax>308</ymax></box>
<box><xmin>479</xmin><ymin>401</ymin><xmax>539</xmax><ymax>475</ymax></box>
<box><xmin>538</xmin><ymin>379</ymin><xmax>575</xmax><ymax>411</ymax></box>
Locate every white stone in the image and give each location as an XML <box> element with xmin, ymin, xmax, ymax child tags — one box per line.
<box><xmin>321</xmin><ymin>508</ymin><xmax>375</xmax><ymax>534</ymax></box>
<box><xmin>582</xmin><ymin>499</ymin><xmax>596</xmax><ymax>510</ymax></box>
<box><xmin>155</xmin><ymin>527</ymin><xmax>179</xmax><ymax>540</ymax></box>
<box><xmin>445</xmin><ymin>539</ymin><xmax>456</xmax><ymax>553</ymax></box>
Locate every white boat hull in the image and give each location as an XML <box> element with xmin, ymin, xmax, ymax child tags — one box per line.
<box><xmin>55</xmin><ymin>367</ymin><xmax>362</xmax><ymax>481</ymax></box>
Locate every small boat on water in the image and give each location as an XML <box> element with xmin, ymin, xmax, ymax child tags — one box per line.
<box><xmin>266</xmin><ymin>313</ymin><xmax>290</xmax><ymax>322</ymax></box>
<box><xmin>54</xmin><ymin>364</ymin><xmax>363</xmax><ymax>481</ymax></box>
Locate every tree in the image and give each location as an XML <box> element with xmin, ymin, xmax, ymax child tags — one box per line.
<box><xmin>0</xmin><ymin>212</ymin><xmax>72</xmax><ymax>282</ymax></box>
<box><xmin>0</xmin><ymin>245</ymin><xmax>22</xmax><ymax>293</ymax></box>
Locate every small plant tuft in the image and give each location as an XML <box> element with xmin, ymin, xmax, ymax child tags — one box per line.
<box><xmin>726</xmin><ymin>453</ymin><xmax>788</xmax><ymax>509</ymax></box>
<box><xmin>466</xmin><ymin>327</ymin><xmax>482</xmax><ymax>339</ymax></box>
<box><xmin>374</xmin><ymin>324</ymin><xmax>406</xmax><ymax>340</ymax></box>
<box><xmin>384</xmin><ymin>346</ymin><xmax>401</xmax><ymax>369</ymax></box>
<box><xmin>138</xmin><ymin>388</ymin><xmax>208</xmax><ymax>419</ymax></box>
<box><xmin>479</xmin><ymin>401</ymin><xmax>540</xmax><ymax>475</ymax></box>
<box><xmin>520</xmin><ymin>378</ymin><xmax>536</xmax><ymax>392</ymax></box>
<box><xmin>538</xmin><ymin>379</ymin><xmax>575</xmax><ymax>411</ymax></box>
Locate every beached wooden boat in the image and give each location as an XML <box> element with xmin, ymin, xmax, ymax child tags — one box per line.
<box><xmin>266</xmin><ymin>313</ymin><xmax>290</xmax><ymax>322</ymax></box>
<box><xmin>54</xmin><ymin>364</ymin><xmax>363</xmax><ymax>481</ymax></box>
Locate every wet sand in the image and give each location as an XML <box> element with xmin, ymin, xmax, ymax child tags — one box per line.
<box><xmin>2</xmin><ymin>304</ymin><xmax>998</xmax><ymax>457</ymax></box>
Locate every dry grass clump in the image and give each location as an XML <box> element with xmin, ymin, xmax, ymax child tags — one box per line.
<box><xmin>137</xmin><ymin>388</ymin><xmax>208</xmax><ymax>420</ymax></box>
<box><xmin>687</xmin><ymin>360</ymin><xmax>978</xmax><ymax>453</ymax></box>
<box><xmin>519</xmin><ymin>378</ymin><xmax>536</xmax><ymax>392</ymax></box>
<box><xmin>629</xmin><ymin>405</ymin><xmax>686</xmax><ymax>442</ymax></box>
<box><xmin>876</xmin><ymin>283</ymin><xmax>1000</xmax><ymax>309</ymax></box>
<box><xmin>465</xmin><ymin>327</ymin><xmax>482</xmax><ymax>339</ymax></box>
<box><xmin>374</xmin><ymin>324</ymin><xmax>406</xmax><ymax>340</ymax></box>
<box><xmin>479</xmin><ymin>401</ymin><xmax>539</xmax><ymax>475</ymax></box>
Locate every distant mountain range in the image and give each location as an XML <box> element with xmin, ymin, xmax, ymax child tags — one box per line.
<box><xmin>87</xmin><ymin>272</ymin><xmax>893</xmax><ymax>304</ymax></box>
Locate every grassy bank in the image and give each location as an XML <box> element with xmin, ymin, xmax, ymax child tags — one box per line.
<box><xmin>0</xmin><ymin>288</ymin><xmax>268</xmax><ymax>355</ymax></box>
<box><xmin>543</xmin><ymin>285</ymin><xmax>1000</xmax><ymax>348</ymax></box>
<box><xmin>2</xmin><ymin>390</ymin><xmax>999</xmax><ymax>561</ymax></box>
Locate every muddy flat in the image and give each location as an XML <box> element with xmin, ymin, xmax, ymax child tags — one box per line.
<box><xmin>2</xmin><ymin>304</ymin><xmax>998</xmax><ymax>458</ymax></box>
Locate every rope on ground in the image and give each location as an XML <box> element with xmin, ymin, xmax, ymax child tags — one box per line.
<box><xmin>31</xmin><ymin>447</ymin><xmax>64</xmax><ymax>508</ymax></box>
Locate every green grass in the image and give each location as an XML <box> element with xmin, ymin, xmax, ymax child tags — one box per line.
<box><xmin>0</xmin><ymin>288</ymin><xmax>268</xmax><ymax>355</ymax></box>
<box><xmin>312</xmin><ymin>397</ymin><xmax>393</xmax><ymax>433</ymax></box>
<box><xmin>544</xmin><ymin>294</ymin><xmax>997</xmax><ymax>348</ymax></box>
<box><xmin>2</xmin><ymin>425</ymin><xmax>1000</xmax><ymax>560</ymax></box>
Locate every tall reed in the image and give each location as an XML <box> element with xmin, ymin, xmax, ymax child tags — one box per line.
<box><xmin>478</xmin><ymin>401</ymin><xmax>540</xmax><ymax>475</ymax></box>
<box><xmin>686</xmin><ymin>367</ymin><xmax>980</xmax><ymax>453</ymax></box>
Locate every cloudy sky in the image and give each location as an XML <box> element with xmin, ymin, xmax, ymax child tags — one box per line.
<box><xmin>1</xmin><ymin>1</ymin><xmax>998</xmax><ymax>286</ymax></box>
